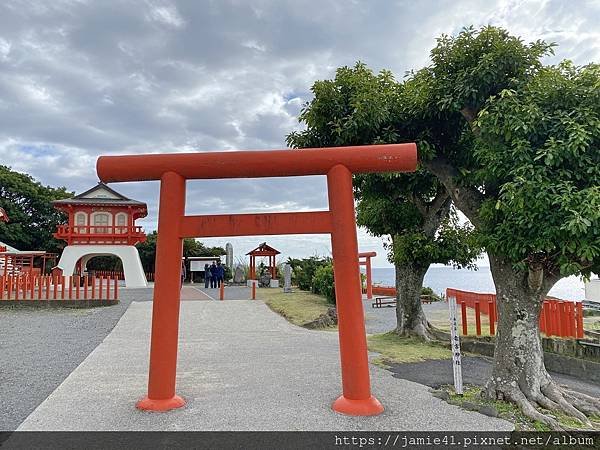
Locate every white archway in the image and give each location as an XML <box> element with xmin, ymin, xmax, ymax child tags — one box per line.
<box><xmin>57</xmin><ymin>245</ymin><xmax>147</xmax><ymax>288</ymax></box>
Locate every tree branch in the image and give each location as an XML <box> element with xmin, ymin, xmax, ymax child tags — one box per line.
<box><xmin>423</xmin><ymin>156</ymin><xmax>484</xmax><ymax>228</ymax></box>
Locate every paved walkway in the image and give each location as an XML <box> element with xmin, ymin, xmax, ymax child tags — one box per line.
<box><xmin>17</xmin><ymin>300</ymin><xmax>512</xmax><ymax>431</ymax></box>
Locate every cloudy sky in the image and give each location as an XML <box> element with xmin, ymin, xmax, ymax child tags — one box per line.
<box><xmin>1</xmin><ymin>0</ymin><xmax>599</xmax><ymax>267</ymax></box>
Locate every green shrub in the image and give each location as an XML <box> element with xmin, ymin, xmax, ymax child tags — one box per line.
<box><xmin>287</xmin><ymin>256</ymin><xmax>331</xmax><ymax>291</ymax></box>
<box><xmin>312</xmin><ymin>263</ymin><xmax>336</xmax><ymax>304</ymax></box>
<box><xmin>421</xmin><ymin>286</ymin><xmax>443</xmax><ymax>301</ymax></box>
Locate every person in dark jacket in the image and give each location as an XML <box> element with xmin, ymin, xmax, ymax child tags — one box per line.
<box><xmin>209</xmin><ymin>261</ymin><xmax>218</xmax><ymax>288</ymax></box>
<box><xmin>216</xmin><ymin>262</ymin><xmax>225</xmax><ymax>287</ymax></box>
<box><xmin>204</xmin><ymin>263</ymin><xmax>211</xmax><ymax>288</ymax></box>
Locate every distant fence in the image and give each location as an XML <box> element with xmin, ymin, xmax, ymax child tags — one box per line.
<box><xmin>91</xmin><ymin>270</ymin><xmax>125</xmax><ymax>280</ymax></box>
<box><xmin>446</xmin><ymin>288</ymin><xmax>584</xmax><ymax>339</ymax></box>
<box><xmin>80</xmin><ymin>270</ymin><xmax>155</xmax><ymax>281</ymax></box>
<box><xmin>0</xmin><ymin>273</ymin><xmax>119</xmax><ymax>302</ymax></box>
<box><xmin>371</xmin><ymin>286</ymin><xmax>396</xmax><ymax>296</ymax></box>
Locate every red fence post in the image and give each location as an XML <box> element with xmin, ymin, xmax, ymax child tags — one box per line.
<box><xmin>61</xmin><ymin>275</ymin><xmax>66</xmax><ymax>300</ymax></box>
<box><xmin>488</xmin><ymin>301</ymin><xmax>495</xmax><ymax>335</ymax></box>
<box><xmin>53</xmin><ymin>276</ymin><xmax>58</xmax><ymax>300</ymax></box>
<box><xmin>84</xmin><ymin>275</ymin><xmax>88</xmax><ymax>300</ymax></box>
<box><xmin>219</xmin><ymin>281</ymin><xmax>224</xmax><ymax>301</ymax></box>
<box><xmin>68</xmin><ymin>276</ymin><xmax>73</xmax><ymax>300</ymax></box>
<box><xmin>0</xmin><ymin>275</ymin><xmax>4</xmax><ymax>300</ymax></box>
<box><xmin>8</xmin><ymin>275</ymin><xmax>13</xmax><ymax>299</ymax></box>
<box><xmin>113</xmin><ymin>276</ymin><xmax>118</xmax><ymax>300</ymax></box>
<box><xmin>575</xmin><ymin>302</ymin><xmax>584</xmax><ymax>339</ymax></box>
<box><xmin>566</xmin><ymin>302</ymin><xmax>575</xmax><ymax>338</ymax></box>
<box><xmin>251</xmin><ymin>281</ymin><xmax>256</xmax><ymax>300</ymax></box>
<box><xmin>474</xmin><ymin>301</ymin><xmax>482</xmax><ymax>336</ymax></box>
<box><xmin>15</xmin><ymin>275</ymin><xmax>20</xmax><ymax>301</ymax></box>
<box><xmin>99</xmin><ymin>275</ymin><xmax>103</xmax><ymax>300</ymax></box>
<box><xmin>91</xmin><ymin>276</ymin><xmax>96</xmax><ymax>299</ymax></box>
<box><xmin>461</xmin><ymin>302</ymin><xmax>468</xmax><ymax>335</ymax></box>
<box><xmin>75</xmin><ymin>275</ymin><xmax>80</xmax><ymax>300</ymax></box>
<box><xmin>558</xmin><ymin>302</ymin><xmax>566</xmax><ymax>337</ymax></box>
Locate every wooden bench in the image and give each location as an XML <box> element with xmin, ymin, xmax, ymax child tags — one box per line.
<box><xmin>372</xmin><ymin>296</ymin><xmax>396</xmax><ymax>308</ymax></box>
<box><xmin>372</xmin><ymin>295</ymin><xmax>437</xmax><ymax>308</ymax></box>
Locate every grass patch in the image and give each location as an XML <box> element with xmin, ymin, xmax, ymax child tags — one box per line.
<box><xmin>367</xmin><ymin>332</ymin><xmax>451</xmax><ymax>366</ymax></box>
<box><xmin>445</xmin><ymin>386</ymin><xmax>600</xmax><ymax>431</ymax></box>
<box><xmin>260</xmin><ymin>287</ymin><xmax>335</xmax><ymax>329</ymax></box>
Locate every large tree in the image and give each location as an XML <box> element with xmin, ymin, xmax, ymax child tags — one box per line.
<box><xmin>412</xmin><ymin>26</ymin><xmax>600</xmax><ymax>427</ymax></box>
<box><xmin>287</xmin><ymin>64</ymin><xmax>478</xmax><ymax>339</ymax></box>
<box><xmin>0</xmin><ymin>165</ymin><xmax>72</xmax><ymax>254</ymax></box>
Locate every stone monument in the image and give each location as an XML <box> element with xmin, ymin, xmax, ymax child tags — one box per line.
<box><xmin>283</xmin><ymin>263</ymin><xmax>292</xmax><ymax>293</ymax></box>
<box><xmin>233</xmin><ymin>264</ymin><xmax>245</xmax><ymax>283</ymax></box>
<box><xmin>226</xmin><ymin>242</ymin><xmax>233</xmax><ymax>268</ymax></box>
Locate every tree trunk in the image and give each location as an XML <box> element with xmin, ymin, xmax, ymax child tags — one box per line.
<box><xmin>394</xmin><ymin>263</ymin><xmax>433</xmax><ymax>340</ymax></box>
<box><xmin>484</xmin><ymin>255</ymin><xmax>599</xmax><ymax>429</ymax></box>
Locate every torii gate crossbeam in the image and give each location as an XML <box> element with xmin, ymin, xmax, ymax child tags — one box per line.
<box><xmin>97</xmin><ymin>143</ymin><xmax>417</xmax><ymax>417</ymax></box>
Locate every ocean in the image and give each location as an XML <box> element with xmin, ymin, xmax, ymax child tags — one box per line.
<box><xmin>365</xmin><ymin>266</ymin><xmax>590</xmax><ymax>301</ymax></box>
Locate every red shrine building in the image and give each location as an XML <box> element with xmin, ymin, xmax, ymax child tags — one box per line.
<box><xmin>52</xmin><ymin>182</ymin><xmax>148</xmax><ymax>287</ymax></box>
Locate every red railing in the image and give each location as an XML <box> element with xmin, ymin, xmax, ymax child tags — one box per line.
<box><xmin>0</xmin><ymin>273</ymin><xmax>119</xmax><ymax>301</ymax></box>
<box><xmin>78</xmin><ymin>271</ymin><xmax>155</xmax><ymax>282</ymax></box>
<box><xmin>92</xmin><ymin>270</ymin><xmax>125</xmax><ymax>280</ymax></box>
<box><xmin>53</xmin><ymin>225</ymin><xmax>146</xmax><ymax>245</ymax></box>
<box><xmin>371</xmin><ymin>286</ymin><xmax>396</xmax><ymax>296</ymax></box>
<box><xmin>446</xmin><ymin>288</ymin><xmax>584</xmax><ymax>339</ymax></box>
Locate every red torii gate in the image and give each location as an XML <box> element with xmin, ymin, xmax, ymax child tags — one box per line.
<box><xmin>97</xmin><ymin>143</ymin><xmax>416</xmax><ymax>416</ymax></box>
<box><xmin>359</xmin><ymin>251</ymin><xmax>376</xmax><ymax>300</ymax></box>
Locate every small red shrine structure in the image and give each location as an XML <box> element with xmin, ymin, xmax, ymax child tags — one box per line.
<box><xmin>246</xmin><ymin>242</ymin><xmax>279</xmax><ymax>281</ymax></box>
<box><xmin>52</xmin><ymin>182</ymin><xmax>148</xmax><ymax>287</ymax></box>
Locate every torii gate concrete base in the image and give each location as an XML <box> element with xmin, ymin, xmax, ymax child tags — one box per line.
<box><xmin>57</xmin><ymin>245</ymin><xmax>147</xmax><ymax>288</ymax></box>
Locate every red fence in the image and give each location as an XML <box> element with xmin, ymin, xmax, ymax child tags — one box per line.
<box><xmin>80</xmin><ymin>270</ymin><xmax>155</xmax><ymax>281</ymax></box>
<box><xmin>446</xmin><ymin>288</ymin><xmax>584</xmax><ymax>339</ymax></box>
<box><xmin>371</xmin><ymin>286</ymin><xmax>396</xmax><ymax>296</ymax></box>
<box><xmin>0</xmin><ymin>273</ymin><xmax>119</xmax><ymax>301</ymax></box>
<box><xmin>91</xmin><ymin>270</ymin><xmax>125</xmax><ymax>280</ymax></box>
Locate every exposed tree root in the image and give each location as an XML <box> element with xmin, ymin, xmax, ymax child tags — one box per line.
<box><xmin>395</xmin><ymin>319</ymin><xmax>437</xmax><ymax>342</ymax></box>
<box><xmin>484</xmin><ymin>377</ymin><xmax>599</xmax><ymax>430</ymax></box>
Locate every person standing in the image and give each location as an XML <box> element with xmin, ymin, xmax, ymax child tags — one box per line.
<box><xmin>204</xmin><ymin>263</ymin><xmax>211</xmax><ymax>288</ymax></box>
<box><xmin>216</xmin><ymin>261</ymin><xmax>225</xmax><ymax>288</ymax></box>
<box><xmin>209</xmin><ymin>261</ymin><xmax>218</xmax><ymax>288</ymax></box>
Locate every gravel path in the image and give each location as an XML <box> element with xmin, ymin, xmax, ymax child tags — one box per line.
<box><xmin>0</xmin><ymin>287</ymin><xmax>153</xmax><ymax>431</ymax></box>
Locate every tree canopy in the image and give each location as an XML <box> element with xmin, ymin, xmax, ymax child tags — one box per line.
<box><xmin>287</xmin><ymin>63</ymin><xmax>479</xmax><ymax>337</ymax></box>
<box><xmin>475</xmin><ymin>62</ymin><xmax>600</xmax><ymax>279</ymax></box>
<box><xmin>287</xmin><ymin>63</ymin><xmax>478</xmax><ymax>271</ymax></box>
<box><xmin>0</xmin><ymin>165</ymin><xmax>72</xmax><ymax>254</ymax></box>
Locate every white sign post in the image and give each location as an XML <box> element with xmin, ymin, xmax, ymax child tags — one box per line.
<box><xmin>448</xmin><ymin>295</ymin><xmax>464</xmax><ymax>395</ymax></box>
